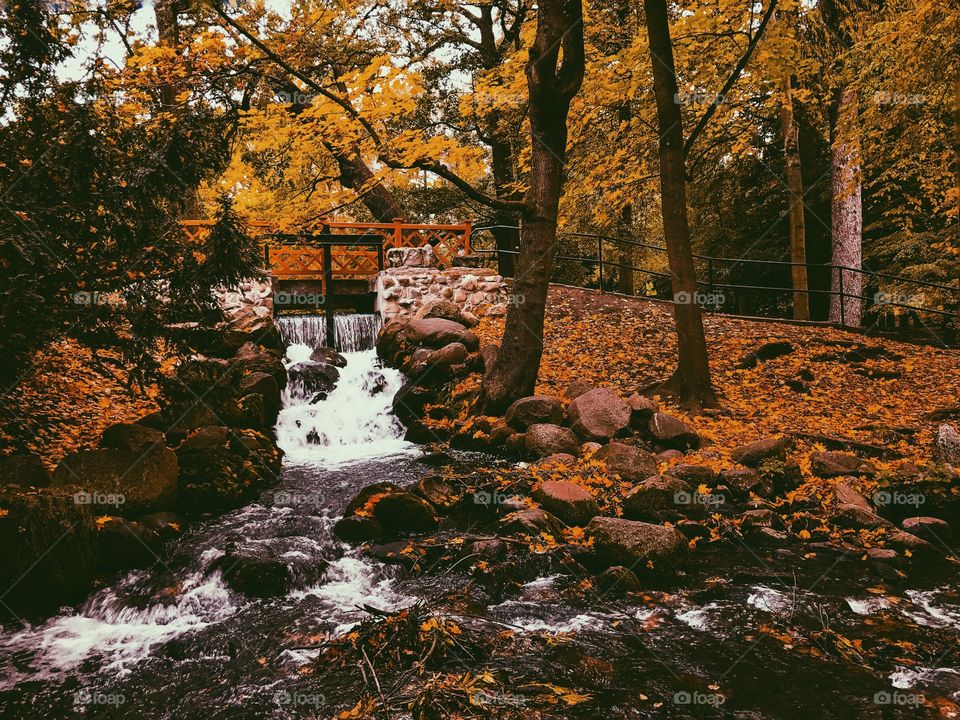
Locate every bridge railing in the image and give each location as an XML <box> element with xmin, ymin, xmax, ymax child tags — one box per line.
<box><xmin>471</xmin><ymin>224</ymin><xmax>960</xmax><ymax>345</ymax></box>
<box><xmin>180</xmin><ymin>219</ymin><xmax>472</xmax><ymax>280</ymax></box>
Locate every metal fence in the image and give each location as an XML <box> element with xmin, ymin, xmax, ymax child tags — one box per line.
<box><xmin>470</xmin><ymin>224</ymin><xmax>959</xmax><ymax>346</ymax></box>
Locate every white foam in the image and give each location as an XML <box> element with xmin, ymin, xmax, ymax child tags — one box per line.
<box><xmin>747</xmin><ymin>585</ymin><xmax>795</xmax><ymax>615</ymax></box>
<box><xmin>904</xmin><ymin>589</ymin><xmax>960</xmax><ymax>629</ymax></box>
<box><xmin>508</xmin><ymin>613</ymin><xmax>607</xmax><ymax>633</ymax></box>
<box><xmin>677</xmin><ymin>603</ymin><xmax>718</xmax><ymax>630</ymax></box>
<box><xmin>846</xmin><ymin>597</ymin><xmax>892</xmax><ymax>615</ymax></box>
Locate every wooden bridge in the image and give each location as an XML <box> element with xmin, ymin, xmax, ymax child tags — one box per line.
<box><xmin>181</xmin><ymin>219</ymin><xmax>472</xmax><ymax>285</ymax></box>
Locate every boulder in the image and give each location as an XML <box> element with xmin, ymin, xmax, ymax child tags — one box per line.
<box><xmin>0</xmin><ymin>453</ymin><xmax>51</xmax><ymax>488</ymax></box>
<box><xmin>372</xmin><ymin>492</ymin><xmax>438</xmax><ymax>534</ymax></box>
<box><xmin>566</xmin><ymin>388</ymin><xmax>631</xmax><ymax>442</ymax></box>
<box><xmin>0</xmin><ymin>485</ymin><xmax>100</xmax><ymax>612</ymax></box>
<box><xmin>834</xmin><ymin>480</ymin><xmax>872</xmax><ymax>511</ymax></box>
<box><xmin>239</xmin><ymin>372</ymin><xmax>282</xmax><ymax>423</ymax></box>
<box><xmin>309</xmin><ymin>346</ymin><xmax>347</xmax><ymax>367</ymax></box>
<box><xmin>901</xmin><ymin>517</ymin><xmax>952</xmax><ymax>544</ymax></box>
<box><xmin>810</xmin><ymin>451</ymin><xmax>868</xmax><ymax>478</ymax></box>
<box><xmin>414</xmin><ymin>475</ymin><xmax>459</xmax><ymax>510</ymax></box>
<box><xmin>400</xmin><ymin>318</ymin><xmax>479</xmax><ymax>351</ymax></box>
<box><xmin>219</xmin><ymin>315</ymin><xmax>284</xmax><ymax>355</ymax></box>
<box><xmin>53</xmin><ymin>447</ymin><xmax>178</xmax><ymax>515</ymax></box>
<box><xmin>719</xmin><ymin>467</ymin><xmax>771</xmax><ymax>497</ymax></box>
<box><xmin>499</xmin><ymin>508</ymin><xmax>564</xmax><ymax>536</ymax></box>
<box><xmin>934</xmin><ymin>423</ymin><xmax>960</xmax><ymax>467</ymax></box>
<box><xmin>97</xmin><ymin>517</ymin><xmax>162</xmax><ymax>571</ymax></box>
<box><xmin>648</xmin><ymin>413</ymin><xmax>700</xmax><ymax>450</ymax></box>
<box><xmin>586</xmin><ymin>517</ymin><xmax>687</xmax><ymax>573</ymax></box>
<box><xmin>392</xmin><ymin>383</ymin><xmax>435</xmax><ymax>424</ymax></box>
<box><xmin>886</xmin><ymin>530</ymin><xmax>940</xmax><ymax>562</ymax></box>
<box><xmin>505</xmin><ymin>396</ymin><xmax>564</xmax><ymax>431</ymax></box>
<box><xmin>333</xmin><ymin>515</ymin><xmax>384</xmax><ymax>544</ymax></box>
<box><xmin>535</xmin><ymin>453</ymin><xmax>577</xmax><ymax>467</ymax></box>
<box><xmin>288</xmin><ymin>361</ymin><xmax>340</xmax><ymax>400</ymax></box>
<box><xmin>99</xmin><ymin>423</ymin><xmax>166</xmax><ymax>455</ymax></box>
<box><xmin>425</xmin><ymin>342</ymin><xmax>469</xmax><ymax>373</ymax></box>
<box><xmin>622</xmin><ymin>475</ymin><xmax>698</xmax><ymax>522</ymax></box>
<box><xmin>524</xmin><ymin>424</ymin><xmax>581</xmax><ymax>458</ymax></box>
<box><xmin>562</xmin><ymin>380</ymin><xmax>596</xmax><ymax>402</ymax></box>
<box><xmin>213</xmin><ymin>539</ymin><xmax>328</xmax><ymax>598</ymax></box>
<box><xmin>137</xmin><ymin>511</ymin><xmax>185</xmax><ymax>541</ymax></box>
<box><xmin>831</xmin><ymin>504</ymin><xmax>893</xmax><ymax>531</ymax></box>
<box><xmin>415</xmin><ymin>299</ymin><xmax>463</xmax><ymax>323</ymax></box>
<box><xmin>729</xmin><ymin>436</ymin><xmax>793</xmax><ymax>468</ymax></box>
<box><xmin>593</xmin><ymin>442</ymin><xmax>658</xmax><ymax>482</ymax></box>
<box><xmin>626</xmin><ymin>394</ymin><xmax>658</xmax><ymax>429</ymax></box>
<box><xmin>665</xmin><ymin>464</ymin><xmax>716</xmax><ymax>485</ymax></box>
<box><xmin>344</xmin><ymin>482</ymin><xmax>400</xmax><ymax>516</ymax></box>
<box><xmin>532</xmin><ymin>481</ymin><xmax>600</xmax><ymax>526</ymax></box>
<box><xmin>595</xmin><ymin>565</ymin><xmax>642</xmax><ymax>594</ymax></box>
<box><xmin>232</xmin><ymin>342</ymin><xmax>287</xmax><ymax>389</ymax></box>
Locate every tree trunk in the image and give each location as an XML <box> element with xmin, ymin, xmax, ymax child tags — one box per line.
<box><xmin>780</xmin><ymin>73</ymin><xmax>809</xmax><ymax>320</ymax></box>
<box><xmin>643</xmin><ymin>0</ymin><xmax>717</xmax><ymax>411</ymax></box>
<box><xmin>490</xmin><ymin>136</ymin><xmax>520</xmax><ymax>277</ymax></box>
<box><xmin>328</xmin><ymin>143</ymin><xmax>407</xmax><ymax>222</ymax></box>
<box><xmin>479</xmin><ymin>0</ymin><xmax>584</xmax><ymax>413</ymax></box>
<box><xmin>829</xmin><ymin>85</ymin><xmax>863</xmax><ymax>326</ymax></box>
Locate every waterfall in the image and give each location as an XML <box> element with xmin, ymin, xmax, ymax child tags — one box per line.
<box><xmin>275</xmin><ymin>314</ymin><xmax>415</xmax><ymax>467</ymax></box>
<box><xmin>276</xmin><ymin>314</ymin><xmax>382</xmax><ymax>353</ymax></box>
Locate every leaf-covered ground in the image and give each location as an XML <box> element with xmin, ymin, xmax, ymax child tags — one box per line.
<box><xmin>0</xmin><ymin>339</ymin><xmax>158</xmax><ymax>468</ymax></box>
<box><xmin>472</xmin><ymin>286</ymin><xmax>958</xmax><ymax>466</ymax></box>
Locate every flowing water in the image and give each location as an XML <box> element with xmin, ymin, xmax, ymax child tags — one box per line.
<box><xmin>0</xmin><ymin>314</ymin><xmax>958</xmax><ymax>718</ymax></box>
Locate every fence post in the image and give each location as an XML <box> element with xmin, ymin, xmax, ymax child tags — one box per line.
<box><xmin>597</xmin><ymin>237</ymin><xmax>605</xmax><ymax>293</ymax></box>
<box><xmin>323</xmin><ymin>244</ymin><xmax>335</xmax><ymax>348</ymax></box>
<box><xmin>392</xmin><ymin>217</ymin><xmax>403</xmax><ymax>248</ymax></box>
<box><xmin>707</xmin><ymin>258</ymin><xmax>714</xmax><ymax>295</ymax></box>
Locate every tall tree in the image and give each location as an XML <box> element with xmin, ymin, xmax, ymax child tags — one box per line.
<box><xmin>477</xmin><ymin>0</ymin><xmax>585</xmax><ymax>411</ymax></box>
<box><xmin>779</xmin><ymin>71</ymin><xmax>810</xmax><ymax>320</ymax></box>
<box><xmin>828</xmin><ymin>84</ymin><xmax>863</xmax><ymax>325</ymax></box>
<box><xmin>643</xmin><ymin>0</ymin><xmax>717</xmax><ymax>410</ymax></box>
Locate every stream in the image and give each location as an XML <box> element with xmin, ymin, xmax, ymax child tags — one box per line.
<box><xmin>1</xmin><ymin>314</ymin><xmax>958</xmax><ymax>718</ymax></box>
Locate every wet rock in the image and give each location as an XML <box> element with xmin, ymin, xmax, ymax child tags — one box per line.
<box><xmin>622</xmin><ymin>475</ymin><xmax>698</xmax><ymax>522</ymax></box>
<box><xmin>239</xmin><ymin>372</ymin><xmax>281</xmax><ymax>425</ymax></box>
<box><xmin>566</xmin><ymin>388</ymin><xmax>631</xmax><ymax>442</ymax></box>
<box><xmin>0</xmin><ymin>453</ymin><xmax>51</xmax><ymax>488</ymax></box>
<box><xmin>97</xmin><ymin>517</ymin><xmax>162</xmax><ymax>571</ymax></box>
<box><xmin>499</xmin><ymin>508</ymin><xmax>564</xmax><ymax>536</ymax></box>
<box><xmin>466</xmin><ymin>538</ymin><xmax>508</xmax><ymax>561</ymax></box>
<box><xmin>532</xmin><ymin>480</ymin><xmax>600</xmax><ymax>526</ymax></box>
<box><xmin>414</xmin><ymin>475</ymin><xmax>458</xmax><ymax>510</ymax></box>
<box><xmin>562</xmin><ymin>380</ymin><xmax>596</xmax><ymax>402</ymax></box>
<box><xmin>392</xmin><ymin>383</ymin><xmax>435</xmax><ymax>425</ymax></box>
<box><xmin>665</xmin><ymin>464</ymin><xmax>716</xmax><ymax>485</ymax></box>
<box><xmin>648</xmin><ymin>413</ymin><xmax>700</xmax><ymax>450</ymax></box>
<box><xmin>834</xmin><ymin>479</ymin><xmax>872</xmax><ymax>511</ymax></box>
<box><xmin>586</xmin><ymin>516</ymin><xmax>687</xmax><ymax>573</ymax></box>
<box><xmin>99</xmin><ymin>423</ymin><xmax>166</xmax><ymax>455</ymax></box>
<box><xmin>220</xmin><ymin>315</ymin><xmax>284</xmax><ymax>355</ymax></box>
<box><xmin>580</xmin><ymin>441</ymin><xmax>602</xmax><ymax>456</ymax></box>
<box><xmin>333</xmin><ymin>515</ymin><xmax>384</xmax><ymax>544</ymax></box>
<box><xmin>596</xmin><ymin>565</ymin><xmax>642</xmax><ymax>594</ymax></box>
<box><xmin>53</xmin><ymin>446</ymin><xmax>178</xmax><ymax>515</ymax></box>
<box><xmin>214</xmin><ymin>539</ymin><xmax>328</xmax><ymax>598</ymax></box>
<box><xmin>309</xmin><ymin>346</ymin><xmax>347</xmax><ymax>367</ymax></box>
<box><xmin>832</xmin><ymin>504</ymin><xmax>894</xmax><ymax>530</ymax></box>
<box><xmin>593</xmin><ymin>442</ymin><xmax>658</xmax><ymax>483</ymax></box>
<box><xmin>524</xmin><ymin>424</ymin><xmax>581</xmax><ymax>458</ymax></box>
<box><xmin>486</xmin><ymin>424</ymin><xmax>514</xmax><ymax>447</ymax></box>
<box><xmin>719</xmin><ymin>467</ymin><xmax>770</xmax><ymax>497</ymax></box>
<box><xmin>503</xmin><ymin>432</ymin><xmax>527</xmax><ymax>458</ymax></box>
<box><xmin>901</xmin><ymin>517</ymin><xmax>951</xmax><ymax>544</ymax></box>
<box><xmin>810</xmin><ymin>451</ymin><xmax>870</xmax><ymax>478</ymax></box>
<box><xmin>425</xmin><ymin>342</ymin><xmax>469</xmax><ymax>375</ymax></box>
<box><xmin>505</xmin><ymin>395</ymin><xmax>564</xmax><ymax>431</ymax></box>
<box><xmin>0</xmin><ymin>485</ymin><xmax>99</xmax><ymax>612</ymax></box>
<box><xmin>729</xmin><ymin>436</ymin><xmax>793</xmax><ymax>467</ymax></box>
<box><xmin>373</xmin><ymin>492</ymin><xmax>438</xmax><ymax>535</ymax></box>
<box><xmin>137</xmin><ymin>511</ymin><xmax>185</xmax><ymax>540</ymax></box>
<box><xmin>400</xmin><ymin>318</ymin><xmax>479</xmax><ymax>352</ymax></box>
<box><xmin>739</xmin><ymin>509</ymin><xmax>776</xmax><ymax>529</ymax></box>
<box><xmin>288</xmin><ymin>361</ymin><xmax>340</xmax><ymax>398</ymax></box>
<box><xmin>232</xmin><ymin>342</ymin><xmax>287</xmax><ymax>389</ymax></box>
<box><xmin>886</xmin><ymin>530</ymin><xmax>940</xmax><ymax>563</ymax></box>
<box><xmin>737</xmin><ymin>340</ymin><xmax>794</xmax><ymax>369</ymax></box>
<box><xmin>344</xmin><ymin>482</ymin><xmax>400</xmax><ymax>516</ymax></box>
<box><xmin>626</xmin><ymin>393</ymin><xmax>658</xmax><ymax>429</ymax></box>
<box><xmin>866</xmin><ymin>547</ymin><xmax>899</xmax><ymax>562</ymax></box>
<box><xmin>934</xmin><ymin>423</ymin><xmax>960</xmax><ymax>467</ymax></box>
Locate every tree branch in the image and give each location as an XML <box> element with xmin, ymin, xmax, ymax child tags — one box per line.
<box><xmin>682</xmin><ymin>0</ymin><xmax>778</xmax><ymax>158</ymax></box>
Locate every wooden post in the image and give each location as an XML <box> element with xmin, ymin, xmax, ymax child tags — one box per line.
<box><xmin>597</xmin><ymin>237</ymin><xmax>605</xmax><ymax>293</ymax></box>
<box><xmin>392</xmin><ymin>217</ymin><xmax>404</xmax><ymax>248</ymax></box>
<box><xmin>323</xmin><ymin>244</ymin><xmax>335</xmax><ymax>348</ymax></box>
